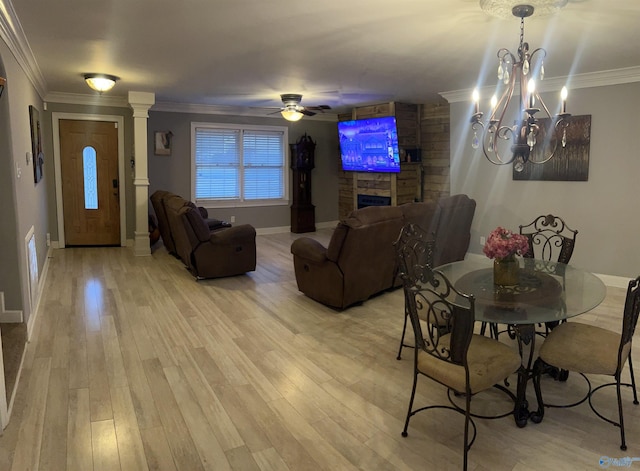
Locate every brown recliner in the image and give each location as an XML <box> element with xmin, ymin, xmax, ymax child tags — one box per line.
<box><xmin>150</xmin><ymin>190</ymin><xmax>232</xmax><ymax>256</ymax></box>
<box><xmin>150</xmin><ymin>190</ymin><xmax>176</xmax><ymax>254</ymax></box>
<box><xmin>291</xmin><ymin>205</ymin><xmax>405</xmax><ymax>309</ymax></box>
<box><xmin>433</xmin><ymin>194</ymin><xmax>476</xmax><ymax>267</ymax></box>
<box><xmin>179</xmin><ymin>205</ymin><xmax>256</xmax><ymax>279</ymax></box>
<box><xmin>290</xmin><ymin>196</ymin><xmax>475</xmax><ymax>309</ymax></box>
<box><xmin>159</xmin><ymin>192</ymin><xmax>255</xmax><ymax>278</ymax></box>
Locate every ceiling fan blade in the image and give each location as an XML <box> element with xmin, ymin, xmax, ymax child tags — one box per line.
<box><xmin>305</xmin><ymin>105</ymin><xmax>331</xmax><ymax>111</ymax></box>
<box><xmin>301</xmin><ymin>109</ymin><xmax>316</xmax><ymax>116</ymax></box>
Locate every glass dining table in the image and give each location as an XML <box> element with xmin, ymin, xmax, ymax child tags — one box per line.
<box><xmin>437</xmin><ymin>256</ymin><xmax>607</xmax><ymax>427</ymax></box>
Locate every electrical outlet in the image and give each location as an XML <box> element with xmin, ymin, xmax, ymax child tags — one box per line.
<box><xmin>480</xmin><ymin>236</ymin><xmax>486</xmax><ymax>246</ymax></box>
<box><xmin>230</xmin><ymin>216</ymin><xmax>236</xmax><ymax>223</ymax></box>
<box><xmin>46</xmin><ymin>233</ymin><xmax>51</xmax><ymax>247</ymax></box>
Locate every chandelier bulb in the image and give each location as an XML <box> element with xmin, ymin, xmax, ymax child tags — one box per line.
<box><xmin>523</xmin><ymin>59</ymin><xmax>530</xmax><ymax>76</ymax></box>
<box><xmin>488</xmin><ymin>138</ymin><xmax>495</xmax><ymax>153</ymax></box>
<box><xmin>472</xmin><ymin>131</ymin><xmax>480</xmax><ymax>149</ymax></box>
<box><xmin>497</xmin><ymin>60</ymin><xmax>504</xmax><ymax>80</ymax></box>
<box><xmin>503</xmin><ymin>68</ymin><xmax>510</xmax><ymax>85</ymax></box>
<box><xmin>562</xmin><ymin>128</ymin><xmax>567</xmax><ymax>148</ymax></box>
<box><xmin>540</xmin><ymin>62</ymin><xmax>545</xmax><ymax>80</ymax></box>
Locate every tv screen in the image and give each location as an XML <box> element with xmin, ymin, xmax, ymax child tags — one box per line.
<box><xmin>338</xmin><ymin>116</ymin><xmax>401</xmax><ymax>173</ymax></box>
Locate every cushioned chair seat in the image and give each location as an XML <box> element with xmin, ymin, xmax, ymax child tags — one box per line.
<box><xmin>418</xmin><ymin>334</ymin><xmax>521</xmax><ymax>394</ymax></box>
<box><xmin>539</xmin><ymin>322</ymin><xmax>631</xmax><ymax>375</ymax></box>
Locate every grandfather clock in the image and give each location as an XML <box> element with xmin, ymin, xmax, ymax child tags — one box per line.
<box><xmin>290</xmin><ymin>133</ymin><xmax>316</xmax><ymax>233</ymax></box>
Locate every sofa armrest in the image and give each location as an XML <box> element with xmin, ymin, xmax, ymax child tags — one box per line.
<box><xmin>291</xmin><ymin>237</ymin><xmax>328</xmax><ymax>263</ymax></box>
<box><xmin>209</xmin><ymin>224</ymin><xmax>255</xmax><ymax>243</ymax></box>
<box><xmin>206</xmin><ymin>218</ymin><xmax>232</xmax><ymax>231</ymax></box>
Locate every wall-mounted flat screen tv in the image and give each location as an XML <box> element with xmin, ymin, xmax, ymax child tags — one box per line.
<box><xmin>337</xmin><ymin>116</ymin><xmax>401</xmax><ymax>173</ymax></box>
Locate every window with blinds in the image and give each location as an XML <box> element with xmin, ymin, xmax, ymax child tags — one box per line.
<box><xmin>192</xmin><ymin>123</ymin><xmax>289</xmax><ymax>206</ymax></box>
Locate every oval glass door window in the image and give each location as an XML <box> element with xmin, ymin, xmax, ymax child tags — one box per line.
<box><xmin>83</xmin><ymin>146</ymin><xmax>98</xmax><ymax>209</ymax></box>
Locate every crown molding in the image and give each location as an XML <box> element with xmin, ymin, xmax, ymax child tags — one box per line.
<box><xmin>42</xmin><ymin>93</ymin><xmax>340</xmax><ymax>121</ymax></box>
<box><xmin>440</xmin><ymin>66</ymin><xmax>640</xmax><ymax>103</ymax></box>
<box><xmin>44</xmin><ymin>91</ymin><xmax>130</xmax><ymax>108</ymax></box>
<box><xmin>152</xmin><ymin>101</ymin><xmax>338</xmax><ymax>121</ymax></box>
<box><xmin>0</xmin><ymin>0</ymin><xmax>47</xmax><ymax>98</ymax></box>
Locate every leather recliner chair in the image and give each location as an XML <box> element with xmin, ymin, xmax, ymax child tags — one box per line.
<box><xmin>151</xmin><ymin>190</ymin><xmax>256</xmax><ymax>279</ymax></box>
<box><xmin>290</xmin><ymin>195</ymin><xmax>476</xmax><ymax>309</ymax></box>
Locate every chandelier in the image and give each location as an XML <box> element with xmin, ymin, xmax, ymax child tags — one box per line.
<box><xmin>470</xmin><ymin>3</ymin><xmax>570</xmax><ymax>172</ymax></box>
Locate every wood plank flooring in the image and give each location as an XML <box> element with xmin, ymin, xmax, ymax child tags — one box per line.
<box><xmin>0</xmin><ymin>229</ymin><xmax>638</xmax><ymax>470</ymax></box>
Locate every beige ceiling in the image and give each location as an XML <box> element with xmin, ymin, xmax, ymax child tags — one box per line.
<box><xmin>5</xmin><ymin>0</ymin><xmax>640</xmax><ymax>113</ymax></box>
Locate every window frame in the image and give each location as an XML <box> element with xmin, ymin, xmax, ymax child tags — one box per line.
<box><xmin>191</xmin><ymin>122</ymin><xmax>290</xmax><ymax>208</ymax></box>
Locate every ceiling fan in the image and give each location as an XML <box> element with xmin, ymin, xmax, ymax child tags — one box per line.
<box><xmin>277</xmin><ymin>94</ymin><xmax>331</xmax><ymax>121</ymax></box>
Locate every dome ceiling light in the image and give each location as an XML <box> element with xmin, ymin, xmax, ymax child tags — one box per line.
<box><xmin>84</xmin><ymin>73</ymin><xmax>119</xmax><ymax>93</ymax></box>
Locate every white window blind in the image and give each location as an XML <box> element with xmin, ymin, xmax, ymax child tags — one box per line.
<box><xmin>243</xmin><ymin>130</ymin><xmax>284</xmax><ymax>200</ymax></box>
<box><xmin>195</xmin><ymin>128</ymin><xmax>240</xmax><ymax>200</ymax></box>
<box><xmin>193</xmin><ymin>123</ymin><xmax>288</xmax><ymax>205</ymax></box>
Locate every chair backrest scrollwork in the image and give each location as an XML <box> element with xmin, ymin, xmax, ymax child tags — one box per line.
<box><xmin>406</xmin><ymin>268</ymin><xmax>475</xmax><ymax>367</ymax></box>
<box><xmin>519</xmin><ymin>214</ymin><xmax>578</xmax><ymax>264</ymax></box>
<box><xmin>394</xmin><ymin>223</ymin><xmax>436</xmax><ymax>289</ymax></box>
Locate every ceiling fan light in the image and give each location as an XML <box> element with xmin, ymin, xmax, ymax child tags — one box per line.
<box><xmin>84</xmin><ymin>73</ymin><xmax>118</xmax><ymax>92</ymax></box>
<box><xmin>281</xmin><ymin>109</ymin><xmax>304</xmax><ymax>122</ymax></box>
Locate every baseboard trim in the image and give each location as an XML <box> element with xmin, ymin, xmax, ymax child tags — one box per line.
<box><xmin>0</xmin><ymin>311</ymin><xmax>23</xmax><ymax>323</ymax></box>
<box><xmin>0</xmin><ymin>292</ymin><xmax>23</xmax><ymax>323</ymax></box>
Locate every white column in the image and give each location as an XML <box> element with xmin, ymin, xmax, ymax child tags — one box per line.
<box><xmin>128</xmin><ymin>91</ymin><xmax>155</xmax><ymax>256</ymax></box>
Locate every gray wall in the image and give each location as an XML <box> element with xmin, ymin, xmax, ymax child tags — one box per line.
<box><xmin>449</xmin><ymin>81</ymin><xmax>640</xmax><ymax>278</ymax></box>
<box><xmin>0</xmin><ymin>40</ymin><xmax>50</xmax><ymax>319</ymax></box>
<box><xmin>0</xmin><ymin>56</ymin><xmax>21</xmax><ymax>311</ymax></box>
<box><xmin>148</xmin><ymin>110</ymin><xmax>341</xmax><ymax>228</ymax></box>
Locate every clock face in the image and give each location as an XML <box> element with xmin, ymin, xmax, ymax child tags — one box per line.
<box><xmin>292</xmin><ymin>141</ymin><xmax>315</xmax><ymax>169</ymax></box>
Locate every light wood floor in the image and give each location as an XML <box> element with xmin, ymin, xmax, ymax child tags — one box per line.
<box><xmin>0</xmin><ymin>229</ymin><xmax>638</xmax><ymax>470</ymax></box>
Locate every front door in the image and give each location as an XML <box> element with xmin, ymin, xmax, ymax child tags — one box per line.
<box><xmin>59</xmin><ymin>119</ymin><xmax>120</xmax><ymax>246</ymax></box>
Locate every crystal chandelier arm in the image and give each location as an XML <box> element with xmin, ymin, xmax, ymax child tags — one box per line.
<box><xmin>528</xmin><ymin>48</ymin><xmax>547</xmax><ymax>70</ymax></box>
<box><xmin>479</xmin><ymin>51</ymin><xmax>519</xmax><ymax>165</ymax></box>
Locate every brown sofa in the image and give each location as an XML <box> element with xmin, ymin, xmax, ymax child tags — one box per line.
<box><xmin>433</xmin><ymin>194</ymin><xmax>477</xmax><ymax>267</ymax></box>
<box><xmin>150</xmin><ymin>191</ymin><xmax>256</xmax><ymax>279</ymax></box>
<box><xmin>150</xmin><ymin>190</ymin><xmax>232</xmax><ymax>256</ymax></box>
<box><xmin>290</xmin><ymin>194</ymin><xmax>475</xmax><ymax>309</ymax></box>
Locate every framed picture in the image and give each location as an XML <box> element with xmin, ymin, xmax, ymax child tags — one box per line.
<box><xmin>513</xmin><ymin>115</ymin><xmax>591</xmax><ymax>182</ymax></box>
<box><xmin>154</xmin><ymin>131</ymin><xmax>173</xmax><ymax>156</ymax></box>
<box><xmin>29</xmin><ymin>105</ymin><xmax>44</xmax><ymax>183</ymax></box>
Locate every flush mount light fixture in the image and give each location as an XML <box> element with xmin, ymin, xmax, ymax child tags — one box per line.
<box><xmin>84</xmin><ymin>73</ymin><xmax>119</xmax><ymax>92</ymax></box>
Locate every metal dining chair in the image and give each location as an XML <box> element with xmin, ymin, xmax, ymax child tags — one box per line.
<box><xmin>532</xmin><ymin>276</ymin><xmax>640</xmax><ymax>451</ymax></box>
<box><xmin>393</xmin><ymin>223</ymin><xmax>437</xmax><ymax>360</ymax></box>
<box><xmin>520</xmin><ymin>214</ymin><xmax>578</xmax><ymax>336</ymax></box>
<box><xmin>400</xmin><ymin>266</ymin><xmax>522</xmax><ymax>471</ymax></box>
<box><xmin>519</xmin><ymin>214</ymin><xmax>578</xmax><ymax>265</ymax></box>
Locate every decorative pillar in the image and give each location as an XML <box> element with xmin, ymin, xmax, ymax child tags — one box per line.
<box><xmin>128</xmin><ymin>91</ymin><xmax>155</xmax><ymax>256</ymax></box>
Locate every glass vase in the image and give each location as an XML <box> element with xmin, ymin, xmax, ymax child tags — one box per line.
<box><xmin>493</xmin><ymin>255</ymin><xmax>519</xmax><ymax>286</ymax></box>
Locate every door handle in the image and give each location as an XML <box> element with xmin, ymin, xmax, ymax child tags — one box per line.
<box><xmin>113</xmin><ymin>179</ymin><xmax>119</xmax><ymax>188</ymax></box>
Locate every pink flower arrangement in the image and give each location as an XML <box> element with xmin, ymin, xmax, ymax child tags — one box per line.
<box><xmin>483</xmin><ymin>226</ymin><xmax>529</xmax><ymax>260</ymax></box>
